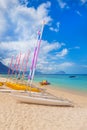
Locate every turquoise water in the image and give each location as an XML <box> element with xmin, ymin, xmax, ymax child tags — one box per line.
<box><xmin>34</xmin><ymin>74</ymin><xmax>87</xmax><ymax>92</ymax></box>
<box><xmin>1</xmin><ymin>74</ymin><xmax>87</xmax><ymax>92</ymax></box>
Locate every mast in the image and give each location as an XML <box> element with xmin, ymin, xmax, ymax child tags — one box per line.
<box><xmin>28</xmin><ymin>21</ymin><xmax>45</xmax><ymax>85</ymax></box>
<box><xmin>11</xmin><ymin>52</ymin><xmax>21</xmax><ymax>78</ymax></box>
<box><xmin>20</xmin><ymin>53</ymin><xmax>26</xmax><ymax>76</ymax></box>
<box><xmin>24</xmin><ymin>50</ymin><xmax>30</xmax><ymax>73</ymax></box>
<box><xmin>16</xmin><ymin>50</ymin><xmax>30</xmax><ymax>80</ymax></box>
<box><xmin>22</xmin><ymin>50</ymin><xmax>30</xmax><ymax>78</ymax></box>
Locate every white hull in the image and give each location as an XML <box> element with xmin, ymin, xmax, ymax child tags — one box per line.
<box><xmin>0</xmin><ymin>89</ymin><xmax>15</xmax><ymax>93</ymax></box>
<box><xmin>0</xmin><ymin>89</ymin><xmax>24</xmax><ymax>93</ymax></box>
<box><xmin>12</xmin><ymin>93</ymin><xmax>73</xmax><ymax>106</ymax></box>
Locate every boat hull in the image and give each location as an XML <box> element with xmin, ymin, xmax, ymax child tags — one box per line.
<box><xmin>5</xmin><ymin>82</ymin><xmax>41</xmax><ymax>92</ymax></box>
<box><xmin>12</xmin><ymin>94</ymin><xmax>72</xmax><ymax>106</ymax></box>
<box><xmin>0</xmin><ymin>82</ymin><xmax>4</xmax><ymax>86</ymax></box>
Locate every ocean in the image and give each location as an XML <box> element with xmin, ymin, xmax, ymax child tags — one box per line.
<box><xmin>1</xmin><ymin>74</ymin><xmax>87</xmax><ymax>92</ymax></box>
<box><xmin>34</xmin><ymin>74</ymin><xmax>87</xmax><ymax>92</ymax></box>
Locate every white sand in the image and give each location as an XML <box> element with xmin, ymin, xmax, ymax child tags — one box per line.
<box><xmin>0</xmin><ymin>77</ymin><xmax>87</xmax><ymax>130</ymax></box>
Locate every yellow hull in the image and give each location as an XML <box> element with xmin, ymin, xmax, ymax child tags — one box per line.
<box><xmin>0</xmin><ymin>82</ymin><xmax>4</xmax><ymax>86</ymax></box>
<box><xmin>5</xmin><ymin>82</ymin><xmax>41</xmax><ymax>92</ymax></box>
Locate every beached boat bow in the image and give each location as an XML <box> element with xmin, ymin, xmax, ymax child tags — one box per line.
<box><xmin>11</xmin><ymin>91</ymin><xmax>73</xmax><ymax>106</ymax></box>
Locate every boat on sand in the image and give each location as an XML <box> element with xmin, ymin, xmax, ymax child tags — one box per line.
<box><xmin>11</xmin><ymin>91</ymin><xmax>73</xmax><ymax>106</ymax></box>
<box><xmin>5</xmin><ymin>82</ymin><xmax>41</xmax><ymax>92</ymax></box>
<box><xmin>40</xmin><ymin>80</ymin><xmax>50</xmax><ymax>85</ymax></box>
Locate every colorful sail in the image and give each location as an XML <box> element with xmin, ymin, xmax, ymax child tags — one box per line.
<box><xmin>28</xmin><ymin>22</ymin><xmax>45</xmax><ymax>85</ymax></box>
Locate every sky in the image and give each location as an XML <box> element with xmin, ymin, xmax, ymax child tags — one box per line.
<box><xmin>0</xmin><ymin>0</ymin><xmax>87</xmax><ymax>74</ymax></box>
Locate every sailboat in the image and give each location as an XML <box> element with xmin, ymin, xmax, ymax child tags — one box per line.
<box><xmin>12</xmin><ymin>91</ymin><xmax>72</xmax><ymax>106</ymax></box>
<box><xmin>10</xmin><ymin>21</ymin><xmax>73</xmax><ymax>106</ymax></box>
<box><xmin>5</xmin><ymin>51</ymin><xmax>42</xmax><ymax>92</ymax></box>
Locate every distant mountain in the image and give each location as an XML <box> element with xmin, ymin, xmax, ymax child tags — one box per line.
<box><xmin>0</xmin><ymin>62</ymin><xmax>66</xmax><ymax>75</ymax></box>
<box><xmin>0</xmin><ymin>61</ymin><xmax>42</xmax><ymax>75</ymax></box>
<box><xmin>0</xmin><ymin>62</ymin><xmax>9</xmax><ymax>74</ymax></box>
<box><xmin>56</xmin><ymin>71</ymin><xmax>66</xmax><ymax>74</ymax></box>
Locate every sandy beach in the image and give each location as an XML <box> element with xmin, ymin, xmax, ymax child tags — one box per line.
<box><xmin>0</xmin><ymin>77</ymin><xmax>87</xmax><ymax>130</ymax></box>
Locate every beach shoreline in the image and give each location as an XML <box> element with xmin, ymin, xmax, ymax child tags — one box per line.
<box><xmin>0</xmin><ymin>76</ymin><xmax>87</xmax><ymax>107</ymax></box>
<box><xmin>0</xmin><ymin>76</ymin><xmax>87</xmax><ymax>130</ymax></box>
<box><xmin>47</xmin><ymin>85</ymin><xmax>87</xmax><ymax>107</ymax></box>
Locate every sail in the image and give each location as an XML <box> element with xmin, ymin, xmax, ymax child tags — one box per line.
<box><xmin>28</xmin><ymin>22</ymin><xmax>45</xmax><ymax>85</ymax></box>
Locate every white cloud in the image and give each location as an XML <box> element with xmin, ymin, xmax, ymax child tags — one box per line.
<box><xmin>75</xmin><ymin>10</ymin><xmax>82</xmax><ymax>16</ymax></box>
<box><xmin>38</xmin><ymin>41</ymin><xmax>64</xmax><ymax>63</ymax></box>
<box><xmin>80</xmin><ymin>0</ymin><xmax>87</xmax><ymax>4</ymax></box>
<box><xmin>57</xmin><ymin>22</ymin><xmax>60</xmax><ymax>28</ymax></box>
<box><xmin>0</xmin><ymin>11</ymin><xmax>10</xmax><ymax>37</ymax></box>
<box><xmin>0</xmin><ymin>0</ymin><xmax>52</xmax><ymax>41</ymax></box>
<box><xmin>57</xmin><ymin>0</ymin><xmax>87</xmax><ymax>10</ymax></box>
<box><xmin>56</xmin><ymin>48</ymin><xmax>68</xmax><ymax>58</ymax></box>
<box><xmin>69</xmin><ymin>46</ymin><xmax>80</xmax><ymax>50</ymax></box>
<box><xmin>1</xmin><ymin>39</ymin><xmax>67</xmax><ymax>73</ymax></box>
<box><xmin>0</xmin><ymin>41</ymin><xmax>34</xmax><ymax>52</ymax></box>
<box><xmin>0</xmin><ymin>0</ymin><xmax>73</xmax><ymax>74</ymax></box>
<box><xmin>0</xmin><ymin>0</ymin><xmax>54</xmax><ymax>72</ymax></box>
<box><xmin>59</xmin><ymin>62</ymin><xmax>74</xmax><ymax>68</ymax></box>
<box><xmin>49</xmin><ymin>22</ymin><xmax>60</xmax><ymax>32</ymax></box>
<box><xmin>74</xmin><ymin>46</ymin><xmax>80</xmax><ymax>49</ymax></box>
<box><xmin>0</xmin><ymin>1</ymin><xmax>51</xmax><ymax>52</ymax></box>
<box><xmin>37</xmin><ymin>61</ymin><xmax>74</xmax><ymax>74</ymax></box>
<box><xmin>41</xmin><ymin>41</ymin><xmax>60</xmax><ymax>52</ymax></box>
<box><xmin>0</xmin><ymin>0</ymin><xmax>18</xmax><ymax>10</ymax></box>
<box><xmin>57</xmin><ymin>0</ymin><xmax>67</xmax><ymax>9</ymax></box>
<box><xmin>35</xmin><ymin>44</ymin><xmax>70</xmax><ymax>73</ymax></box>
<box><xmin>49</xmin><ymin>27</ymin><xmax>59</xmax><ymax>32</ymax></box>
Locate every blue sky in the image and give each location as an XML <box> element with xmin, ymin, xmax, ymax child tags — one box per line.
<box><xmin>0</xmin><ymin>0</ymin><xmax>87</xmax><ymax>74</ymax></box>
